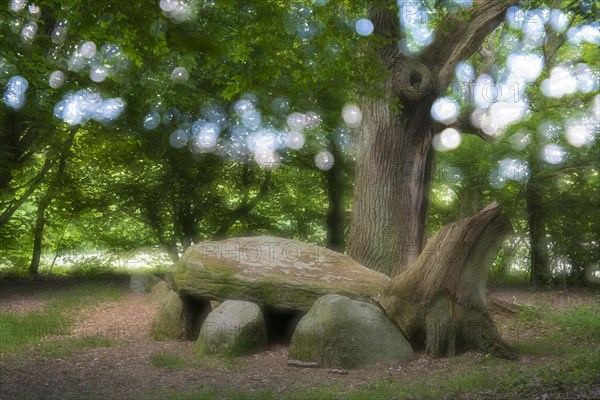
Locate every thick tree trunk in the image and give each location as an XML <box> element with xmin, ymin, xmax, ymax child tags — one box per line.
<box><xmin>378</xmin><ymin>203</ymin><xmax>515</xmax><ymax>359</ymax></box>
<box><xmin>348</xmin><ymin>0</ymin><xmax>518</xmax><ymax>276</ymax></box>
<box><xmin>348</xmin><ymin>94</ymin><xmax>434</xmax><ymax>276</ymax></box>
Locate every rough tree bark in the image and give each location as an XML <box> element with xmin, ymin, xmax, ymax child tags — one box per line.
<box><xmin>378</xmin><ymin>203</ymin><xmax>515</xmax><ymax>359</ymax></box>
<box><xmin>348</xmin><ymin>0</ymin><xmax>519</xmax><ymax>276</ymax></box>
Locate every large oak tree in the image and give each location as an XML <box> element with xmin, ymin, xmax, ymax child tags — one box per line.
<box><xmin>348</xmin><ymin>0</ymin><xmax>519</xmax><ymax>277</ymax></box>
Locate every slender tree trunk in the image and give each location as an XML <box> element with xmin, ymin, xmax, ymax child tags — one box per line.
<box><xmin>347</xmin><ymin>0</ymin><xmax>518</xmax><ymax>276</ymax></box>
<box><xmin>173</xmin><ymin>199</ymin><xmax>194</xmax><ymax>250</ymax></box>
<box><xmin>526</xmin><ymin>172</ymin><xmax>551</xmax><ymax>289</ymax></box>
<box><xmin>28</xmin><ymin>130</ymin><xmax>76</xmax><ymax>275</ymax></box>
<box><xmin>28</xmin><ymin>195</ymin><xmax>51</xmax><ymax>275</ymax></box>
<box><xmin>48</xmin><ymin>218</ymin><xmax>72</xmax><ymax>274</ymax></box>
<box><xmin>527</xmin><ymin>126</ymin><xmax>551</xmax><ymax>290</ymax></box>
<box><xmin>459</xmin><ymin>184</ymin><xmax>482</xmax><ymax>218</ymax></box>
<box><xmin>180</xmin><ymin>204</ymin><xmax>199</xmax><ymax>247</ymax></box>
<box><xmin>143</xmin><ymin>200</ymin><xmax>180</xmax><ymax>262</ymax></box>
<box><xmin>524</xmin><ymin>9</ymin><xmax>572</xmax><ymax>290</ymax></box>
<box><xmin>325</xmin><ymin>145</ymin><xmax>345</xmax><ymax>252</ymax></box>
<box><xmin>163</xmin><ymin>242</ymin><xmax>180</xmax><ymax>262</ymax></box>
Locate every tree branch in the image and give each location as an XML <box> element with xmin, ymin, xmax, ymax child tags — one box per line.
<box><xmin>445</xmin><ymin>109</ymin><xmax>497</xmax><ymax>142</ymax></box>
<box><xmin>423</xmin><ymin>0</ymin><xmax>519</xmax><ymax>89</ymax></box>
<box><xmin>0</xmin><ymin>157</ymin><xmax>56</xmax><ymax>227</ymax></box>
<box><xmin>369</xmin><ymin>1</ymin><xmax>517</xmax><ymax>101</ymax></box>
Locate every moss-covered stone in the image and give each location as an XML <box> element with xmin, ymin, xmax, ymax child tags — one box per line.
<box><xmin>172</xmin><ymin>236</ymin><xmax>390</xmax><ymax>313</ymax></box>
<box><xmin>151</xmin><ymin>290</ymin><xmax>211</xmax><ymax>341</ymax></box>
<box><xmin>288</xmin><ymin>294</ymin><xmax>414</xmax><ymax>368</ymax></box>
<box><xmin>151</xmin><ymin>290</ymin><xmax>188</xmax><ymax>340</ymax></box>
<box><xmin>195</xmin><ymin>300</ymin><xmax>267</xmax><ymax>356</ymax></box>
<box><xmin>149</xmin><ymin>281</ymin><xmax>170</xmax><ymax>304</ymax></box>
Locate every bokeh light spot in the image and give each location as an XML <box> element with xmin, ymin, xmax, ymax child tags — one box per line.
<box><xmin>315</xmin><ymin>151</ymin><xmax>334</xmax><ymax>171</ymax></box>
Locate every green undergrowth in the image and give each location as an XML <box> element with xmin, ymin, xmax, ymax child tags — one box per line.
<box><xmin>0</xmin><ymin>260</ymin><xmax>167</xmax><ymax>282</ymax></box>
<box><xmin>488</xmin><ymin>270</ymin><xmax>530</xmax><ymax>287</ymax></box>
<box><xmin>547</xmin><ymin>305</ymin><xmax>600</xmax><ymax>341</ymax></box>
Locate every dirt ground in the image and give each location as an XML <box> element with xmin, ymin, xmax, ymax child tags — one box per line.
<box><xmin>0</xmin><ymin>277</ymin><xmax>599</xmax><ymax>400</ymax></box>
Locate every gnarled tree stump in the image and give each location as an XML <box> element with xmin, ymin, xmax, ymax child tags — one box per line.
<box><xmin>378</xmin><ymin>202</ymin><xmax>515</xmax><ymax>359</ymax></box>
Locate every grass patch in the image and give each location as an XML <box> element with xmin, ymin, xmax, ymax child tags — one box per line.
<box><xmin>514</xmin><ymin>305</ymin><xmax>543</xmax><ymax>324</ymax></box>
<box><xmin>533</xmin><ymin>349</ymin><xmax>600</xmax><ymax>390</ymax></box>
<box><xmin>27</xmin><ymin>337</ymin><xmax>113</xmax><ymax>358</ymax></box>
<box><xmin>38</xmin><ymin>281</ymin><xmax>125</xmax><ymax>309</ymax></box>
<box><xmin>511</xmin><ymin>339</ymin><xmax>558</xmax><ymax>355</ymax></box>
<box><xmin>510</xmin><ymin>304</ymin><xmax>600</xmax><ymax>356</ymax></box>
<box><xmin>0</xmin><ymin>311</ymin><xmax>68</xmax><ymax>353</ymax></box>
<box><xmin>150</xmin><ymin>352</ymin><xmax>187</xmax><ymax>368</ymax></box>
<box><xmin>489</xmin><ymin>270</ymin><xmax>529</xmax><ymax>286</ymax></box>
<box><xmin>547</xmin><ymin>305</ymin><xmax>600</xmax><ymax>341</ymax></box>
<box><xmin>444</xmin><ymin>368</ymin><xmax>498</xmax><ymax>393</ymax></box>
<box><xmin>191</xmin><ymin>352</ymin><xmax>242</xmax><ymax>371</ymax></box>
<box><xmin>72</xmin><ymin>336</ymin><xmax>113</xmax><ymax>349</ymax></box>
<box><xmin>288</xmin><ymin>387</ymin><xmax>346</xmax><ymax>400</ymax></box>
<box><xmin>1</xmin><ymin>280</ymin><xmax>126</xmax><ymax>357</ymax></box>
<box><xmin>160</xmin><ymin>388</ymin><xmax>277</xmax><ymax>400</ymax></box>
